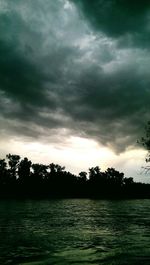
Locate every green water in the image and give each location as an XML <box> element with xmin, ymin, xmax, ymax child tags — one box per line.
<box><xmin>0</xmin><ymin>199</ymin><xmax>150</xmax><ymax>265</ymax></box>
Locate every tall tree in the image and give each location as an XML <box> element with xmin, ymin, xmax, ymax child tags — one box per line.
<box><xmin>31</xmin><ymin>163</ymin><xmax>48</xmax><ymax>183</ymax></box>
<box><xmin>79</xmin><ymin>171</ymin><xmax>87</xmax><ymax>182</ymax></box>
<box><xmin>105</xmin><ymin>168</ymin><xmax>124</xmax><ymax>186</ymax></box>
<box><xmin>139</xmin><ymin>121</ymin><xmax>150</xmax><ymax>163</ymax></box>
<box><xmin>18</xmin><ymin>157</ymin><xmax>32</xmax><ymax>183</ymax></box>
<box><xmin>6</xmin><ymin>154</ymin><xmax>20</xmax><ymax>182</ymax></box>
<box><xmin>0</xmin><ymin>159</ymin><xmax>8</xmax><ymax>185</ymax></box>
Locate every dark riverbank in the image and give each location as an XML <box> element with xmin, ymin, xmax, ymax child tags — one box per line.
<box><xmin>1</xmin><ymin>180</ymin><xmax>150</xmax><ymax>200</ymax></box>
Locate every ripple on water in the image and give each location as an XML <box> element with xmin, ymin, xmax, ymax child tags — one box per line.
<box><xmin>1</xmin><ymin>199</ymin><xmax>150</xmax><ymax>265</ymax></box>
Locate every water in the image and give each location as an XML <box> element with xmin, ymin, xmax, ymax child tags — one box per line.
<box><xmin>0</xmin><ymin>199</ymin><xmax>150</xmax><ymax>265</ymax></box>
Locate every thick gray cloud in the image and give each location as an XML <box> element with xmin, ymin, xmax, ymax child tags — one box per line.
<box><xmin>0</xmin><ymin>0</ymin><xmax>150</xmax><ymax>153</ymax></box>
<box><xmin>70</xmin><ymin>0</ymin><xmax>150</xmax><ymax>48</ymax></box>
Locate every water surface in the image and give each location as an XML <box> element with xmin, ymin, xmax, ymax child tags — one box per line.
<box><xmin>0</xmin><ymin>199</ymin><xmax>150</xmax><ymax>265</ymax></box>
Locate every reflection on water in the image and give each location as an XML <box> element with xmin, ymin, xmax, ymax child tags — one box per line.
<box><xmin>0</xmin><ymin>199</ymin><xmax>150</xmax><ymax>265</ymax></box>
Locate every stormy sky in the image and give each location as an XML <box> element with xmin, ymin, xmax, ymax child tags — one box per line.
<box><xmin>0</xmin><ymin>0</ymin><xmax>150</xmax><ymax>181</ymax></box>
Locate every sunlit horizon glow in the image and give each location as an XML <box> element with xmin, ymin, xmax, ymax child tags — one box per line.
<box><xmin>0</xmin><ymin>135</ymin><xmax>149</xmax><ymax>183</ymax></box>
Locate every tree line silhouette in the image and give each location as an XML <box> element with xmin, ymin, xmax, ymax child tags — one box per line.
<box><xmin>0</xmin><ymin>153</ymin><xmax>150</xmax><ymax>199</ymax></box>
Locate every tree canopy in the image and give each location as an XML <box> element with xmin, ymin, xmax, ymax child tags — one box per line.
<box><xmin>0</xmin><ymin>153</ymin><xmax>149</xmax><ymax>199</ymax></box>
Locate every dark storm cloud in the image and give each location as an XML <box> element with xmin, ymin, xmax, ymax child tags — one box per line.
<box><xmin>70</xmin><ymin>0</ymin><xmax>150</xmax><ymax>48</ymax></box>
<box><xmin>0</xmin><ymin>1</ymin><xmax>78</xmax><ymax>122</ymax></box>
<box><xmin>60</xmin><ymin>61</ymin><xmax>150</xmax><ymax>151</ymax></box>
<box><xmin>0</xmin><ymin>0</ymin><xmax>150</xmax><ymax>152</ymax></box>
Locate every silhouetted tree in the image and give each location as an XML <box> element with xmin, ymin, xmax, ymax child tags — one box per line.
<box><xmin>18</xmin><ymin>157</ymin><xmax>32</xmax><ymax>183</ymax></box>
<box><xmin>0</xmin><ymin>153</ymin><xmax>150</xmax><ymax>199</ymax></box>
<box><xmin>138</xmin><ymin>121</ymin><xmax>150</xmax><ymax>172</ymax></box>
<box><xmin>139</xmin><ymin>121</ymin><xmax>150</xmax><ymax>162</ymax></box>
<box><xmin>31</xmin><ymin>163</ymin><xmax>48</xmax><ymax>183</ymax></box>
<box><xmin>6</xmin><ymin>154</ymin><xmax>20</xmax><ymax>182</ymax></box>
<box><xmin>123</xmin><ymin>177</ymin><xmax>134</xmax><ymax>186</ymax></box>
<box><xmin>105</xmin><ymin>168</ymin><xmax>124</xmax><ymax>186</ymax></box>
<box><xmin>49</xmin><ymin>163</ymin><xmax>65</xmax><ymax>175</ymax></box>
<box><xmin>89</xmin><ymin>166</ymin><xmax>101</xmax><ymax>180</ymax></box>
<box><xmin>0</xmin><ymin>159</ymin><xmax>8</xmax><ymax>185</ymax></box>
<box><xmin>79</xmin><ymin>171</ymin><xmax>87</xmax><ymax>182</ymax></box>
<box><xmin>48</xmin><ymin>163</ymin><xmax>65</xmax><ymax>184</ymax></box>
